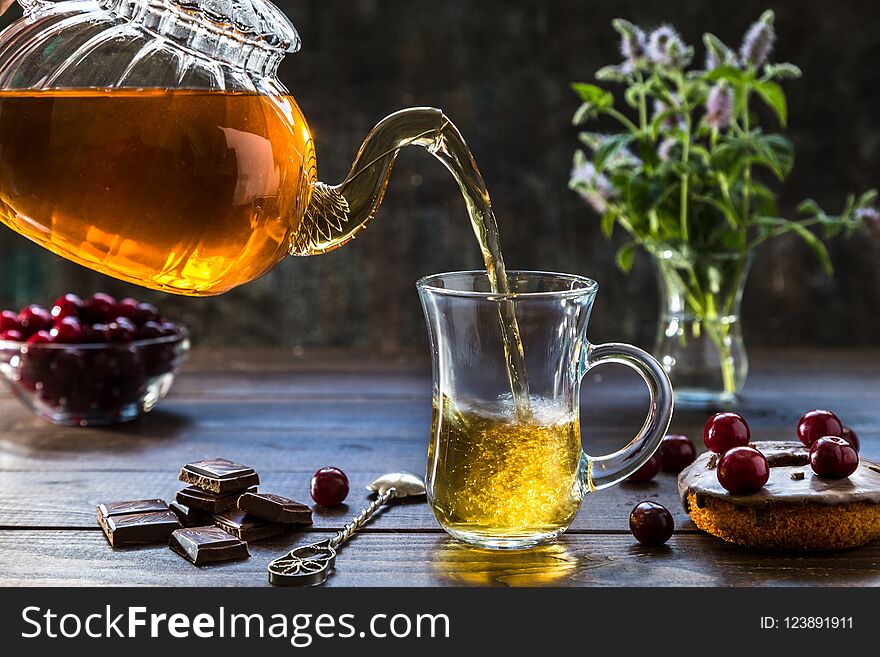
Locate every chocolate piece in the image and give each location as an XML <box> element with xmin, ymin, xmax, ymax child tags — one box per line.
<box><xmin>237</xmin><ymin>492</ymin><xmax>313</xmax><ymax>525</ymax></box>
<box><xmin>790</xmin><ymin>471</ymin><xmax>805</xmax><ymax>481</ymax></box>
<box><xmin>176</xmin><ymin>484</ymin><xmax>257</xmax><ymax>513</ymax></box>
<box><xmin>679</xmin><ymin>441</ymin><xmax>880</xmax><ymax>510</ymax></box>
<box><xmin>210</xmin><ymin>508</ymin><xmax>284</xmax><ymax>542</ymax></box>
<box><xmin>169</xmin><ymin>501</ymin><xmax>206</xmax><ymax>527</ymax></box>
<box><xmin>96</xmin><ymin>499</ymin><xmax>181</xmax><ymax>547</ymax></box>
<box><xmin>179</xmin><ymin>458</ymin><xmax>259</xmax><ymax>494</ymax></box>
<box><xmin>169</xmin><ymin>526</ymin><xmax>249</xmax><ymax>565</ymax></box>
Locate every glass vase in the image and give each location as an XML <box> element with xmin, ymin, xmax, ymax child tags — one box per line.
<box><xmin>653</xmin><ymin>250</ymin><xmax>752</xmax><ymax>404</ymax></box>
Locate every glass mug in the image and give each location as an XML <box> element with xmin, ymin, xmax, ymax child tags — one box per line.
<box><xmin>418</xmin><ymin>271</ymin><xmax>674</xmax><ymax>549</ymax></box>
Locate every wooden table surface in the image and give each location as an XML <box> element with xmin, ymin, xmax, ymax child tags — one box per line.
<box><xmin>1</xmin><ymin>348</ymin><xmax>878</xmax><ymax>587</ymax></box>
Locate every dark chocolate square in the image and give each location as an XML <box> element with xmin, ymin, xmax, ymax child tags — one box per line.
<box><xmin>210</xmin><ymin>508</ymin><xmax>284</xmax><ymax>542</ymax></box>
<box><xmin>169</xmin><ymin>501</ymin><xmax>205</xmax><ymax>527</ymax></box>
<box><xmin>97</xmin><ymin>499</ymin><xmax>169</xmax><ymax>518</ymax></box>
<box><xmin>96</xmin><ymin>500</ymin><xmax>181</xmax><ymax>547</ymax></box>
<box><xmin>169</xmin><ymin>526</ymin><xmax>249</xmax><ymax>565</ymax></box>
<box><xmin>178</xmin><ymin>458</ymin><xmax>260</xmax><ymax>494</ymax></box>
<box><xmin>176</xmin><ymin>484</ymin><xmax>257</xmax><ymax>513</ymax></box>
<box><xmin>237</xmin><ymin>492</ymin><xmax>313</xmax><ymax>525</ymax></box>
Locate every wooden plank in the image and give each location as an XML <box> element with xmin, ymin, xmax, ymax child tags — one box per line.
<box><xmin>1</xmin><ymin>529</ymin><xmax>878</xmax><ymax>587</ymax></box>
<box><xmin>0</xmin><ymin>468</ymin><xmax>694</xmax><ymax>531</ymax></box>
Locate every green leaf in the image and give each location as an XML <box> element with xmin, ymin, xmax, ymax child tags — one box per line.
<box><xmin>694</xmin><ymin>195</ymin><xmax>739</xmax><ymax>230</ymax></box>
<box><xmin>703</xmin><ymin>33</ymin><xmax>735</xmax><ymax>68</ymax></box>
<box><xmin>571</xmin><ymin>82</ymin><xmax>614</xmax><ymax>109</ymax></box>
<box><xmin>596</xmin><ymin>65</ymin><xmax>629</xmax><ymax>82</ymax></box>
<box><xmin>763</xmin><ymin>63</ymin><xmax>802</xmax><ymax>80</ymax></box>
<box><xmin>615</xmin><ymin>242</ymin><xmax>637</xmax><ymax>272</ymax></box>
<box><xmin>705</xmin><ymin>65</ymin><xmax>750</xmax><ymax>85</ymax></box>
<box><xmin>752</xmin><ymin>133</ymin><xmax>794</xmax><ymax>180</ymax></box>
<box><xmin>754</xmin><ymin>217</ymin><xmax>833</xmax><ymax>273</ymax></box>
<box><xmin>594</xmin><ymin>133</ymin><xmax>636</xmax><ymax>171</ymax></box>
<box><xmin>577</xmin><ymin>132</ymin><xmax>605</xmax><ymax>150</ymax></box>
<box><xmin>601</xmin><ymin>211</ymin><xmax>616</xmax><ymax>237</ymax></box>
<box><xmin>753</xmin><ymin>80</ymin><xmax>787</xmax><ymax>126</ymax></box>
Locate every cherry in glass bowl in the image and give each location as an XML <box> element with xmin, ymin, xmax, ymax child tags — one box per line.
<box><xmin>0</xmin><ymin>324</ymin><xmax>189</xmax><ymax>426</ymax></box>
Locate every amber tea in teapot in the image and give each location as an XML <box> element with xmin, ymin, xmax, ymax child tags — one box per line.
<box><xmin>0</xmin><ymin>0</ymin><xmax>533</xmax><ymax>407</ymax></box>
<box><xmin>0</xmin><ymin>88</ymin><xmax>314</xmax><ymax>295</ymax></box>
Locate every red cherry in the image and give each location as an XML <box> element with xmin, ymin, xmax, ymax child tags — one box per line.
<box><xmin>1</xmin><ymin>309</ymin><xmax>23</xmax><ymax>333</ymax></box>
<box><xmin>703</xmin><ymin>412</ymin><xmax>751</xmax><ymax>454</ymax></box>
<box><xmin>627</xmin><ymin>454</ymin><xmax>661</xmax><ymax>482</ymax></box>
<box><xmin>50</xmin><ymin>316</ymin><xmax>84</xmax><ymax>343</ymax></box>
<box><xmin>629</xmin><ymin>501</ymin><xmax>674</xmax><ymax>546</ymax></box>
<box><xmin>18</xmin><ymin>305</ymin><xmax>53</xmax><ymax>332</ymax></box>
<box><xmin>658</xmin><ymin>434</ymin><xmax>696</xmax><ymax>473</ymax></box>
<box><xmin>80</xmin><ymin>324</ymin><xmax>105</xmax><ymax>343</ymax></box>
<box><xmin>131</xmin><ymin>303</ymin><xmax>160</xmax><ymax>326</ymax></box>
<box><xmin>310</xmin><ymin>467</ymin><xmax>349</xmax><ymax>507</ymax></box>
<box><xmin>103</xmin><ymin>318</ymin><xmax>137</xmax><ymax>343</ymax></box>
<box><xmin>159</xmin><ymin>321</ymin><xmax>181</xmax><ymax>337</ymax></box>
<box><xmin>717</xmin><ymin>446</ymin><xmax>769</xmax><ymax>494</ymax></box>
<box><xmin>809</xmin><ymin>437</ymin><xmax>858</xmax><ymax>479</ymax></box>
<box><xmin>26</xmin><ymin>330</ymin><xmax>54</xmax><ymax>345</ymax></box>
<box><xmin>82</xmin><ymin>293</ymin><xmax>117</xmax><ymax>323</ymax></box>
<box><xmin>51</xmin><ymin>294</ymin><xmax>83</xmax><ymax>320</ymax></box>
<box><xmin>797</xmin><ymin>409</ymin><xmax>842</xmax><ymax>447</ymax></box>
<box><xmin>0</xmin><ymin>329</ymin><xmax>24</xmax><ymax>342</ymax></box>
<box><xmin>114</xmin><ymin>298</ymin><xmax>140</xmax><ymax>319</ymax></box>
<box><xmin>840</xmin><ymin>427</ymin><xmax>860</xmax><ymax>453</ymax></box>
<box><xmin>136</xmin><ymin>321</ymin><xmax>164</xmax><ymax>341</ymax></box>
<box><xmin>50</xmin><ymin>349</ymin><xmax>85</xmax><ymax>383</ymax></box>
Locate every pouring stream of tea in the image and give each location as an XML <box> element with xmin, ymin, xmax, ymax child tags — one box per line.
<box><xmin>310</xmin><ymin>112</ymin><xmax>532</xmax><ymax>414</ymax></box>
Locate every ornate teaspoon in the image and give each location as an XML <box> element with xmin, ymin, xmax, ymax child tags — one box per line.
<box><xmin>268</xmin><ymin>472</ymin><xmax>426</xmax><ymax>587</ymax></box>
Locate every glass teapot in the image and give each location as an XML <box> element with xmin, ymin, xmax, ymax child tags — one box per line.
<box><xmin>0</xmin><ymin>0</ymin><xmax>459</xmax><ymax>295</ymax></box>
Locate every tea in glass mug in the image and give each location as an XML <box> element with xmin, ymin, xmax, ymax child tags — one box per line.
<box><xmin>419</xmin><ymin>271</ymin><xmax>674</xmax><ymax>549</ymax></box>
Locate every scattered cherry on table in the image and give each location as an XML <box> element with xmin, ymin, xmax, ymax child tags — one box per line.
<box><xmin>311</xmin><ymin>467</ymin><xmax>350</xmax><ymax>507</ymax></box>
<box><xmin>659</xmin><ymin>434</ymin><xmax>696</xmax><ymax>473</ymax></box>
<box><xmin>797</xmin><ymin>409</ymin><xmax>843</xmax><ymax>447</ymax></box>
<box><xmin>717</xmin><ymin>446</ymin><xmax>769</xmax><ymax>494</ymax></box>
<box><xmin>809</xmin><ymin>436</ymin><xmax>859</xmax><ymax>479</ymax></box>
<box><xmin>629</xmin><ymin>501</ymin><xmax>674</xmax><ymax>547</ymax></box>
<box><xmin>703</xmin><ymin>412</ymin><xmax>751</xmax><ymax>454</ymax></box>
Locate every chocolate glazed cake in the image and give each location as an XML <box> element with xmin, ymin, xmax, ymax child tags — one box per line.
<box><xmin>678</xmin><ymin>441</ymin><xmax>880</xmax><ymax>551</ymax></box>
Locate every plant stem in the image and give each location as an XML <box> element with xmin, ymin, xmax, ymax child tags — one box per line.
<box><xmin>742</xmin><ymin>86</ymin><xmax>753</xmax><ymax>231</ymax></box>
<box><xmin>636</xmin><ymin>71</ymin><xmax>648</xmax><ymax>131</ymax></box>
<box><xmin>677</xmin><ymin>76</ymin><xmax>691</xmax><ymax>243</ymax></box>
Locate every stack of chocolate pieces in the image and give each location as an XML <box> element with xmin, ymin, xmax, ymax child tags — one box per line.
<box><xmin>96</xmin><ymin>457</ymin><xmax>313</xmax><ymax>567</ymax></box>
<box><xmin>169</xmin><ymin>458</ymin><xmax>313</xmax><ymax>565</ymax></box>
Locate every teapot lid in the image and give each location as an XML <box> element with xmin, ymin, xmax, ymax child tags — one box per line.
<box><xmin>166</xmin><ymin>0</ymin><xmax>301</xmax><ymax>52</ymax></box>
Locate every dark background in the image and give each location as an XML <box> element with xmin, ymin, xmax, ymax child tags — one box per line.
<box><xmin>1</xmin><ymin>0</ymin><xmax>878</xmax><ymax>352</ymax></box>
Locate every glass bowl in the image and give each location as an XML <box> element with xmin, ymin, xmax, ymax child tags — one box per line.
<box><xmin>0</xmin><ymin>325</ymin><xmax>190</xmax><ymax>426</ymax></box>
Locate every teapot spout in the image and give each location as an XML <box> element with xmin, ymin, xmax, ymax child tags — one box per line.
<box><xmin>290</xmin><ymin>107</ymin><xmax>450</xmax><ymax>256</ymax></box>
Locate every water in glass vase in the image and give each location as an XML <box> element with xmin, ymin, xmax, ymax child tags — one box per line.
<box><xmin>428</xmin><ymin>396</ymin><xmax>583</xmax><ymax>549</ymax></box>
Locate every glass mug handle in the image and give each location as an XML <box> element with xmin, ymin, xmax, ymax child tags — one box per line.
<box><xmin>579</xmin><ymin>342</ymin><xmax>674</xmax><ymax>492</ymax></box>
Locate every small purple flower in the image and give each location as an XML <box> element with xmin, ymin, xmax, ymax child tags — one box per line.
<box><xmin>740</xmin><ymin>11</ymin><xmax>776</xmax><ymax>68</ymax></box>
<box><xmin>647</xmin><ymin>25</ymin><xmax>686</xmax><ymax>66</ymax></box>
<box><xmin>705</xmin><ymin>50</ymin><xmax>721</xmax><ymax>71</ymax></box>
<box><xmin>571</xmin><ymin>161</ymin><xmax>616</xmax><ymax>214</ymax></box>
<box><xmin>658</xmin><ymin>138</ymin><xmax>678</xmax><ymax>162</ymax></box>
<box><xmin>620</xmin><ymin>26</ymin><xmax>647</xmax><ymax>62</ymax></box>
<box><xmin>705</xmin><ymin>84</ymin><xmax>733</xmax><ymax>129</ymax></box>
